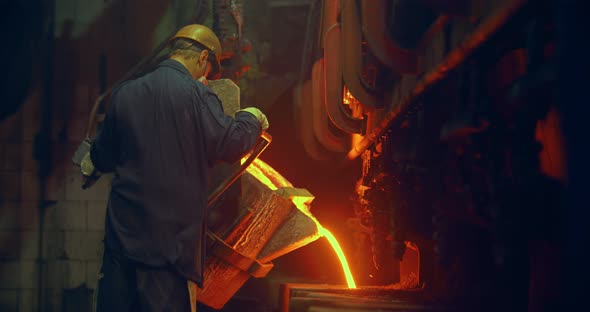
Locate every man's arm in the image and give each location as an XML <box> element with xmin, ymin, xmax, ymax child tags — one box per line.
<box><xmin>198</xmin><ymin>90</ymin><xmax>262</xmax><ymax>165</ymax></box>
<box><xmin>90</xmin><ymin>100</ymin><xmax>118</xmax><ymax>173</ymax></box>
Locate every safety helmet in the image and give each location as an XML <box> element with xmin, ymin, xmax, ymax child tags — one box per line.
<box><xmin>171</xmin><ymin>24</ymin><xmax>222</xmax><ymax>78</ymax></box>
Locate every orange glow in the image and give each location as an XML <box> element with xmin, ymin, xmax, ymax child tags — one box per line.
<box><xmin>243</xmin><ymin>157</ymin><xmax>293</xmax><ymax>190</ymax></box>
<box><xmin>342</xmin><ymin>87</ymin><xmax>356</xmax><ymax>106</ymax></box>
<box><xmin>343</xmin><ymin>86</ymin><xmax>365</xmax><ymax>151</ymax></box>
<box><xmin>242</xmin><ymin>158</ymin><xmax>357</xmax><ymax>289</ymax></box>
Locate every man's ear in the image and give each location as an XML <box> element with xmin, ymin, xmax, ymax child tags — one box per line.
<box><xmin>200</xmin><ymin>50</ymin><xmax>209</xmax><ymax>65</ymax></box>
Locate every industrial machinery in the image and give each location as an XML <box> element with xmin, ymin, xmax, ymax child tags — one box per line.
<box><xmin>290</xmin><ymin>0</ymin><xmax>564</xmax><ymax>311</ymax></box>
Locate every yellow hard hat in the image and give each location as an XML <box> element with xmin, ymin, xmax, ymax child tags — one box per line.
<box><xmin>171</xmin><ymin>24</ymin><xmax>222</xmax><ymax>77</ymax></box>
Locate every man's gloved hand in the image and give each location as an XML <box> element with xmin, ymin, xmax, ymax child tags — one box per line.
<box><xmin>237</xmin><ymin>107</ymin><xmax>269</xmax><ymax>131</ymax></box>
<box><xmin>80</xmin><ymin>152</ymin><xmax>96</xmax><ymax>177</ymax></box>
<box><xmin>79</xmin><ymin>151</ymin><xmax>103</xmax><ymax>189</ymax></box>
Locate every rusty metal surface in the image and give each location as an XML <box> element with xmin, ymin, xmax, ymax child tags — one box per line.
<box><xmin>258</xmin><ymin>187</ymin><xmax>320</xmax><ymax>263</ymax></box>
<box><xmin>258</xmin><ymin>210</ymin><xmax>320</xmax><ymax>263</ymax></box>
<box><xmin>208</xmin><ymin>231</ymin><xmax>274</xmax><ymax>278</ymax></box>
<box><xmin>347</xmin><ymin>0</ymin><xmax>529</xmax><ymax>160</ymax></box>
<box><xmin>199</xmin><ymin>172</ymin><xmax>296</xmax><ymax>308</ymax></box>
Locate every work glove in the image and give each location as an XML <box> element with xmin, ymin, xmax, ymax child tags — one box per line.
<box><xmin>80</xmin><ymin>151</ymin><xmax>101</xmax><ymax>189</ymax></box>
<box><xmin>80</xmin><ymin>152</ymin><xmax>96</xmax><ymax>177</ymax></box>
<box><xmin>237</xmin><ymin>107</ymin><xmax>269</xmax><ymax>131</ymax></box>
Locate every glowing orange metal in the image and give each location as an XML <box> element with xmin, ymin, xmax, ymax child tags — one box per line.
<box><xmin>242</xmin><ymin>158</ymin><xmax>357</xmax><ymax>289</ymax></box>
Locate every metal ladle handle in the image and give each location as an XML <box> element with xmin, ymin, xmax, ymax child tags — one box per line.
<box><xmin>207</xmin><ymin>131</ymin><xmax>272</xmax><ymax>207</ymax></box>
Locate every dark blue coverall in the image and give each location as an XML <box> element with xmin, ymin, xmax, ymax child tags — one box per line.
<box><xmin>92</xmin><ymin>59</ymin><xmax>261</xmax><ymax>311</ymax></box>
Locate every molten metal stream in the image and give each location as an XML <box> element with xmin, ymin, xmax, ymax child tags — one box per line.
<box><xmin>243</xmin><ymin>158</ymin><xmax>357</xmax><ymax>289</ymax></box>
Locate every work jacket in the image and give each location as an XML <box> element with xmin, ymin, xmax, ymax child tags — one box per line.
<box><xmin>90</xmin><ymin>59</ymin><xmax>261</xmax><ymax>286</ymax></box>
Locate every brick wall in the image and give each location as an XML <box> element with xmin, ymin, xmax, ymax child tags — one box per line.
<box><xmin>0</xmin><ymin>80</ymin><xmax>112</xmax><ymax>311</ymax></box>
<box><xmin>0</xmin><ymin>0</ymin><xmax>189</xmax><ymax>310</ymax></box>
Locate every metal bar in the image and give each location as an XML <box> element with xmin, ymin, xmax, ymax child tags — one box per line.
<box><xmin>347</xmin><ymin>0</ymin><xmax>528</xmax><ymax>160</ymax></box>
<box><xmin>207</xmin><ymin>131</ymin><xmax>272</xmax><ymax>207</ymax></box>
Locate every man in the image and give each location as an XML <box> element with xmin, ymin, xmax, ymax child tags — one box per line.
<box><xmin>86</xmin><ymin>24</ymin><xmax>269</xmax><ymax>311</ymax></box>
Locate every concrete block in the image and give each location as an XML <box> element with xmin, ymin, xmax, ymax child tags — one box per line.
<box><xmin>60</xmin><ymin>143</ymin><xmax>80</xmax><ymax>170</ymax></box>
<box><xmin>18</xmin><ymin>289</ymin><xmax>38</xmax><ymax>312</ymax></box>
<box><xmin>42</xmin><ymin>288</ymin><xmax>63</xmax><ymax>312</ymax></box>
<box><xmin>65</xmin><ymin>169</ymin><xmax>112</xmax><ymax>201</ymax></box>
<box><xmin>0</xmin><ymin>261</ymin><xmax>21</xmax><ymax>288</ymax></box>
<box><xmin>19</xmin><ymin>231</ymin><xmax>40</xmax><ymax>260</ymax></box>
<box><xmin>44</xmin><ymin>167</ymin><xmax>66</xmax><ymax>201</ymax></box>
<box><xmin>45</xmin><ymin>201</ymin><xmax>86</xmax><ymax>230</ymax></box>
<box><xmin>20</xmin><ymin>171</ymin><xmax>40</xmax><ymax>201</ymax></box>
<box><xmin>46</xmin><ymin>260</ymin><xmax>85</xmax><ymax>289</ymax></box>
<box><xmin>87</xmin><ymin>201</ymin><xmax>107</xmax><ymax>231</ymax></box>
<box><xmin>0</xmin><ymin>143</ymin><xmax>22</xmax><ymax>170</ymax></box>
<box><xmin>43</xmin><ymin>231</ymin><xmax>66</xmax><ymax>260</ymax></box>
<box><xmin>18</xmin><ymin>201</ymin><xmax>39</xmax><ymax>231</ymax></box>
<box><xmin>19</xmin><ymin>261</ymin><xmax>37</xmax><ymax>289</ymax></box>
<box><xmin>0</xmin><ymin>171</ymin><xmax>20</xmax><ymax>200</ymax></box>
<box><xmin>52</xmin><ymin>145</ymin><xmax>81</xmax><ymax>199</ymax></box>
<box><xmin>62</xmin><ymin>231</ymin><xmax>103</xmax><ymax>260</ymax></box>
<box><xmin>0</xmin><ymin>289</ymin><xmax>18</xmax><ymax>312</ymax></box>
<box><xmin>85</xmin><ymin>261</ymin><xmax>101</xmax><ymax>289</ymax></box>
<box><xmin>0</xmin><ymin>231</ymin><xmax>20</xmax><ymax>260</ymax></box>
<box><xmin>84</xmin><ymin>231</ymin><xmax>104</xmax><ymax>261</ymax></box>
<box><xmin>47</xmin><ymin>145</ymin><xmax>69</xmax><ymax>200</ymax></box>
<box><xmin>0</xmin><ymin>201</ymin><xmax>18</xmax><ymax>230</ymax></box>
<box><xmin>63</xmin><ymin>231</ymin><xmax>85</xmax><ymax>260</ymax></box>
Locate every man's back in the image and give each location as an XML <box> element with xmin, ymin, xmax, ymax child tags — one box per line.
<box><xmin>91</xmin><ymin>59</ymin><xmax>261</xmax><ymax>285</ymax></box>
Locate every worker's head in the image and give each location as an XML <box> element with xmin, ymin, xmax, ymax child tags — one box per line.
<box><xmin>168</xmin><ymin>24</ymin><xmax>222</xmax><ymax>80</ymax></box>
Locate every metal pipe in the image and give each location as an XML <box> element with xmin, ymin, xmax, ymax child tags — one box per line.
<box><xmin>361</xmin><ymin>0</ymin><xmax>418</xmax><ymax>73</ymax></box>
<box><xmin>341</xmin><ymin>0</ymin><xmax>378</xmax><ymax>108</ymax></box>
<box><xmin>311</xmin><ymin>59</ymin><xmax>348</xmax><ymax>152</ymax></box>
<box><xmin>347</xmin><ymin>0</ymin><xmax>528</xmax><ymax>160</ymax></box>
